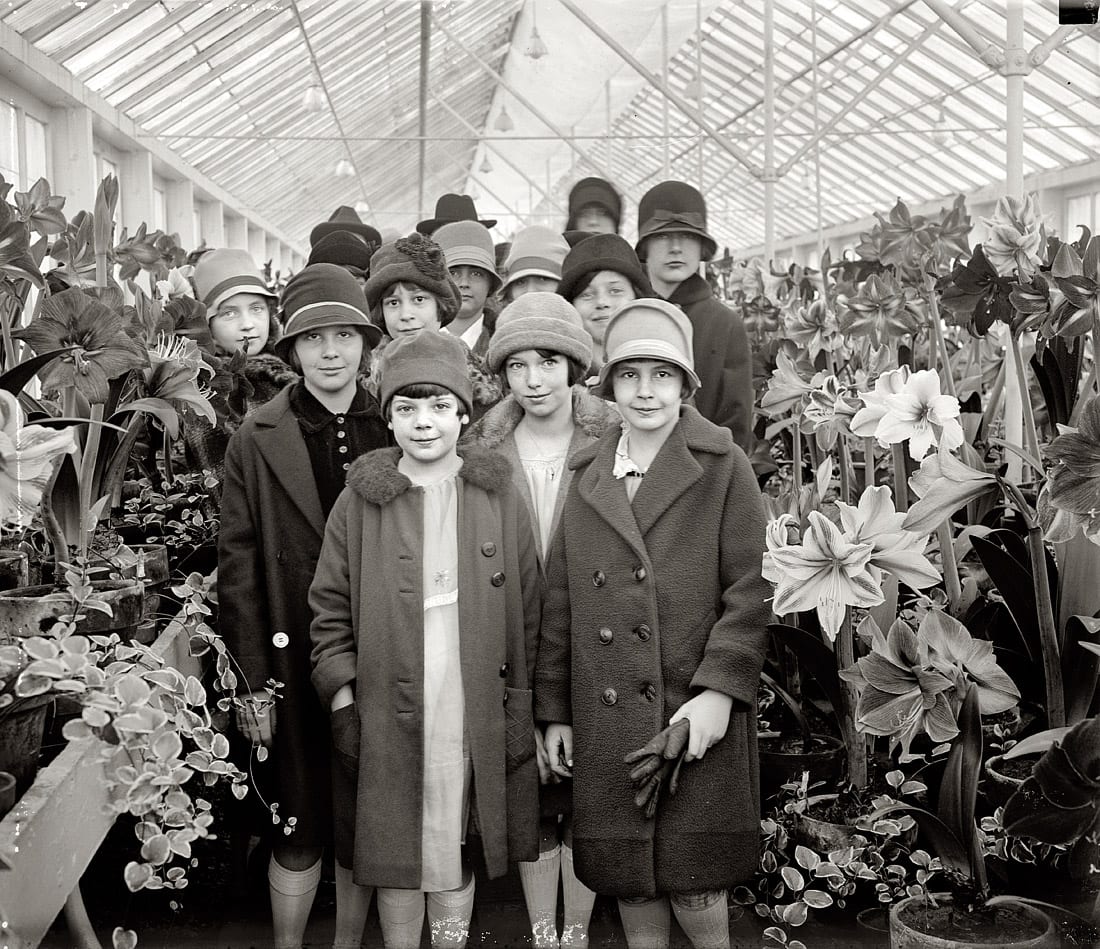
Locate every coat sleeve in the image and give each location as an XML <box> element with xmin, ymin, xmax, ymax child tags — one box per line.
<box><xmin>217</xmin><ymin>431</ymin><xmax>270</xmax><ymax>695</ymax></box>
<box><xmin>689</xmin><ymin>447</ymin><xmax>773</xmax><ymax>707</ymax></box>
<box><xmin>534</xmin><ymin>521</ymin><xmax>573</xmax><ymax>725</ymax></box>
<box><xmin>716</xmin><ymin>302</ymin><xmax>754</xmax><ymax>452</ymax></box>
<box><xmin>308</xmin><ymin>490</ymin><xmax>358</xmax><ymax>710</ymax></box>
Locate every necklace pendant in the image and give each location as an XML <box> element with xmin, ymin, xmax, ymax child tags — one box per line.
<box><xmin>433</xmin><ymin>569</ymin><xmax>451</xmax><ymax>588</ymax></box>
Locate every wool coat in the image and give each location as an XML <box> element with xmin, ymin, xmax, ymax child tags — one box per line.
<box><xmin>534</xmin><ymin>406</ymin><xmax>773</xmax><ymax>898</ymax></box>
<box><xmin>665</xmin><ymin>273</ymin><xmax>754</xmax><ymax>452</ymax></box>
<box><xmin>217</xmin><ymin>383</ymin><xmax>389</xmax><ymax>849</ymax></box>
<box><xmin>309</xmin><ymin>446</ymin><xmax>542</xmax><ymax>888</ymax></box>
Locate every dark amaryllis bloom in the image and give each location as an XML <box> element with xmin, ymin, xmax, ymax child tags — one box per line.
<box><xmin>937</xmin><ymin>244</ymin><xmax>1015</xmax><ymax>336</ymax></box>
<box><xmin>839</xmin><ymin>272</ymin><xmax>922</xmax><ymax>347</ymax></box>
<box><xmin>13</xmin><ymin>287</ymin><xmax>148</xmax><ymax>403</ymax></box>
<box><xmin>1042</xmin><ymin>393</ymin><xmax>1100</xmax><ymax>545</ymax></box>
<box><xmin>1050</xmin><ymin>235</ymin><xmax>1100</xmax><ymax>338</ymax></box>
<box><xmin>0</xmin><ymin>220</ymin><xmax>44</xmax><ymax>288</ymax></box>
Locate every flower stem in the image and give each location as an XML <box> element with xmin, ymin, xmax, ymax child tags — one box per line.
<box><xmin>78</xmin><ymin>403</ymin><xmax>105</xmax><ymax>562</ymax></box>
<box><xmin>836</xmin><ymin>607</ymin><xmax>868</xmax><ymax>788</ymax></box>
<box><xmin>837</xmin><ymin>438</ymin><xmax>852</xmax><ymax>506</ymax></box>
<box><xmin>863</xmin><ymin>437</ymin><xmax>876</xmax><ymax>491</ymax></box>
<box><xmin>937</xmin><ymin>520</ymin><xmax>962</xmax><ymax>614</ymax></box>
<box><xmin>1025</xmin><ymin>523</ymin><xmax>1065</xmax><ymax>729</ymax></box>
<box><xmin>891</xmin><ymin>443</ymin><xmax>909</xmax><ymax>513</ymax></box>
<box><xmin>792</xmin><ymin>418</ymin><xmax>804</xmax><ymax>523</ymax></box>
<box><xmin>1007</xmin><ymin>330</ymin><xmax>1041</xmax><ymax>480</ymax></box>
<box><xmin>924</xmin><ymin>276</ymin><xmax>958</xmax><ymax>400</ymax></box>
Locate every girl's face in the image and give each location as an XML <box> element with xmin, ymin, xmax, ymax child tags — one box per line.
<box><xmin>381</xmin><ymin>283</ymin><xmax>441</xmax><ymax>337</ymax></box>
<box><xmin>294</xmin><ymin>326</ymin><xmax>364</xmax><ymax>399</ymax></box>
<box><xmin>504</xmin><ymin>350</ymin><xmax>572</xmax><ymax>420</ymax></box>
<box><xmin>389</xmin><ymin>392</ymin><xmax>468</xmax><ymax>467</ymax></box>
<box><xmin>449</xmin><ymin>265</ymin><xmax>492</xmax><ymax>320</ymax></box>
<box><xmin>209</xmin><ymin>292</ymin><xmax>271</xmax><ymax>355</ymax></box>
<box><xmin>507</xmin><ymin>274</ymin><xmax>559</xmax><ymax>301</ymax></box>
<box><xmin>611</xmin><ymin>359</ymin><xmax>684</xmax><ymax>439</ymax></box>
<box><xmin>572</xmin><ymin>271</ymin><xmax>637</xmax><ymax>345</ymax></box>
<box><xmin>574</xmin><ymin>205</ymin><xmax>617</xmax><ymax>234</ymax></box>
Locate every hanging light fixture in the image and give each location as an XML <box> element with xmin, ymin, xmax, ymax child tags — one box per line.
<box><xmin>354</xmin><ymin>200</ymin><xmax>371</xmax><ymax>216</ymax></box>
<box><xmin>683</xmin><ymin>73</ymin><xmax>703</xmax><ymax>101</ymax></box>
<box><xmin>334</xmin><ymin>158</ymin><xmax>355</xmax><ymax>178</ymax></box>
<box><xmin>494</xmin><ymin>104</ymin><xmax>515</xmax><ymax>132</ymax></box>
<box><xmin>302</xmin><ymin>82</ymin><xmax>325</xmax><ymax>113</ymax></box>
<box><xmin>525</xmin><ymin>1</ymin><xmax>549</xmax><ymax>59</ymax></box>
<box><xmin>931</xmin><ymin>105</ymin><xmax>950</xmax><ymax>145</ymax></box>
<box><xmin>479</xmin><ymin>155</ymin><xmax>493</xmax><ymax>174</ymax></box>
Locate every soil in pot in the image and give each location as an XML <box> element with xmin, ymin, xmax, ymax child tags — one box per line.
<box><xmin>759</xmin><ymin>734</ymin><xmax>844</xmax><ymax>799</ymax></box>
<box><xmin>892</xmin><ymin>896</ymin><xmax>1053</xmax><ymax>948</ymax></box>
<box><xmin>983</xmin><ymin>754</ymin><xmax>1037</xmax><ymax>808</ymax></box>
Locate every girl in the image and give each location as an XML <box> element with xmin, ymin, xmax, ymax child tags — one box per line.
<box><xmin>219</xmin><ymin>264</ymin><xmax>388</xmax><ymax>949</ymax></box>
<box><xmin>500</xmin><ymin>226</ymin><xmax>570</xmax><ymax>303</ymax></box>
<box><xmin>466</xmin><ymin>292</ymin><xmax>620</xmax><ymax>949</ymax></box>
<box><xmin>434</xmin><ymin>220</ymin><xmax>501</xmax><ymax>358</ymax></box>
<box><xmin>535</xmin><ymin>300</ymin><xmax>773</xmax><ymax>949</ymax></box>
<box><xmin>309</xmin><ymin>329</ymin><xmax>541</xmax><ymax>949</ymax></box>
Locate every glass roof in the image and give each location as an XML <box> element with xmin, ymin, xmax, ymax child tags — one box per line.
<box><xmin>4</xmin><ymin>0</ymin><xmax>1098</xmax><ymax>254</ymax></box>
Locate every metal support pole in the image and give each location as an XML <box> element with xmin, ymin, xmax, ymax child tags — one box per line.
<box><xmin>417</xmin><ymin>0</ymin><xmax>431</xmax><ymax>221</ymax></box>
<box><xmin>662</xmin><ymin>2</ymin><xmax>670</xmax><ymax>178</ymax></box>
<box><xmin>810</xmin><ymin>0</ymin><xmax>824</xmax><ymax>262</ymax></box>
<box><xmin>763</xmin><ymin>0</ymin><xmax>776</xmax><ymax>265</ymax></box>
<box><xmin>695</xmin><ymin>0</ymin><xmax>703</xmax><ymax>192</ymax></box>
<box><xmin>1005</xmin><ymin>0</ymin><xmax>1026</xmax><ymax>197</ymax></box>
<box><xmin>546</xmin><ymin>158</ymin><xmax>552</xmax><ymax>226</ymax></box>
<box><xmin>922</xmin><ymin>0</ymin><xmax>1005</xmax><ymax>67</ymax></box>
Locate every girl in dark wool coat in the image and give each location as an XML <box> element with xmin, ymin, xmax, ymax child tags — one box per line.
<box><xmin>218</xmin><ymin>265</ymin><xmax>389</xmax><ymax>949</ymax></box>
<box><xmin>535</xmin><ymin>299</ymin><xmax>773</xmax><ymax>949</ymax></box>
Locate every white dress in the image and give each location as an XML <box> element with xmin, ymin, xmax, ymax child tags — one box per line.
<box><xmin>514</xmin><ymin>431</ymin><xmax>569</xmax><ymax>559</ymax></box>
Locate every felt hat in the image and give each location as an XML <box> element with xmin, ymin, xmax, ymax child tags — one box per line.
<box><xmin>596</xmin><ymin>298</ymin><xmax>701</xmax><ymax>398</ymax></box>
<box><xmin>310</xmin><ymin>206</ymin><xmax>383</xmax><ymax>251</ymax></box>
<box><xmin>502</xmin><ymin>226</ymin><xmax>570</xmax><ymax>294</ymax></box>
<box><xmin>378</xmin><ymin>328</ymin><xmax>473</xmax><ymax>417</ymax></box>
<box><xmin>307</xmin><ymin>231</ymin><xmax>373</xmax><ymax>277</ymax></box>
<box><xmin>485</xmin><ymin>292</ymin><xmax>593</xmax><ymax>374</ymax></box>
<box><xmin>635</xmin><ymin>181</ymin><xmax>718</xmax><ymax>261</ymax></box>
<box><xmin>557</xmin><ymin>233</ymin><xmax>653</xmax><ymax>302</ymax></box>
<box><xmin>433</xmin><ymin>221</ymin><xmax>502</xmax><ymax>293</ymax></box>
<box><xmin>362</xmin><ymin>234</ymin><xmax>462</xmax><ymax>327</ymax></box>
<box><xmin>566</xmin><ymin>177</ymin><xmax>622</xmax><ymax>232</ymax></box>
<box><xmin>193</xmin><ymin>248</ymin><xmax>277</xmax><ymax>318</ymax></box>
<box><xmin>563</xmin><ymin>229</ymin><xmax>595</xmax><ymax>248</ymax></box>
<box><xmin>274</xmin><ymin>263</ymin><xmax>381</xmax><ymax>362</ymax></box>
<box><xmin>416</xmin><ymin>193</ymin><xmax>497</xmax><ymax>236</ymax></box>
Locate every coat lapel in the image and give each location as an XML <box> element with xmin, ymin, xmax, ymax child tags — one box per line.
<box><xmin>253</xmin><ymin>403</ymin><xmax>326</xmax><ymax>537</ymax></box>
<box><xmin>630</xmin><ymin>421</ymin><xmax>705</xmax><ymax>538</ymax></box>
<box><xmin>575</xmin><ymin>437</ymin><xmax>649</xmax><ymax>562</ymax></box>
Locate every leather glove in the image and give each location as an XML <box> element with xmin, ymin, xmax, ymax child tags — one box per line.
<box><xmin>623</xmin><ymin>719</ymin><xmax>690</xmax><ymax>819</ymax></box>
<box><xmin>330</xmin><ymin>703</ymin><xmax>360</xmax><ymax>779</ymax></box>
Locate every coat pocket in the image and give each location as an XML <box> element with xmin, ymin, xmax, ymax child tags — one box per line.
<box><xmin>330</xmin><ymin>703</ymin><xmax>360</xmax><ymax>779</ymax></box>
<box><xmin>503</xmin><ymin>686</ymin><xmax>536</xmax><ymax>773</ymax></box>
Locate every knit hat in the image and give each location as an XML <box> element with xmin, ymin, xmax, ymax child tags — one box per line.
<box><xmin>274</xmin><ymin>263</ymin><xmax>382</xmax><ymax>362</ymax></box>
<box><xmin>502</xmin><ymin>226</ymin><xmax>570</xmax><ymax>294</ymax></box>
<box><xmin>310</xmin><ymin>206</ymin><xmax>382</xmax><ymax>251</ymax></box>
<box><xmin>307</xmin><ymin>231</ymin><xmax>373</xmax><ymax>277</ymax></box>
<box><xmin>485</xmin><ymin>292</ymin><xmax>593</xmax><ymax>374</ymax></box>
<box><xmin>558</xmin><ymin>233</ymin><xmax>653</xmax><ymax>302</ymax></box>
<box><xmin>566</xmin><ymin>177</ymin><xmax>622</xmax><ymax>232</ymax></box>
<box><xmin>193</xmin><ymin>248</ymin><xmax>277</xmax><ymax>318</ymax></box>
<box><xmin>416</xmin><ymin>193</ymin><xmax>497</xmax><ymax>235</ymax></box>
<box><xmin>378</xmin><ymin>328</ymin><xmax>473</xmax><ymax>417</ymax></box>
<box><xmin>434</xmin><ymin>221</ymin><xmax>502</xmax><ymax>293</ymax></box>
<box><xmin>363</xmin><ymin>234</ymin><xmax>462</xmax><ymax>327</ymax></box>
<box><xmin>635</xmin><ymin>181</ymin><xmax>717</xmax><ymax>261</ymax></box>
<box><xmin>596</xmin><ymin>298</ymin><xmax>701</xmax><ymax>398</ymax></box>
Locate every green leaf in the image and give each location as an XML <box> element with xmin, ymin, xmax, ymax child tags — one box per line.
<box><xmin>937</xmin><ymin>684</ymin><xmax>984</xmax><ymax>888</ymax></box>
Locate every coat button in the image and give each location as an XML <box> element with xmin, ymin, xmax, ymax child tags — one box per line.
<box><xmin>499</xmin><ymin>662</ymin><xmax>509</xmax><ymax>678</ymax></box>
<box><xmin>481</xmin><ymin>542</ymin><xmax>497</xmax><ymax>557</ymax></box>
<box><xmin>598</xmin><ymin>627</ymin><xmax>613</xmax><ymax>644</ymax></box>
<box><xmin>592</xmin><ymin>570</ymin><xmax>605</xmax><ymax>588</ymax></box>
<box><xmin>633</xmin><ymin>566</ymin><xmax>647</xmax><ymax>582</ymax></box>
<box><xmin>601</xmin><ymin>688</ymin><xmax>618</xmax><ymax>707</ymax></box>
<box><xmin>491</xmin><ymin>571</ymin><xmax>506</xmax><ymax>587</ymax></box>
<box><xmin>642</xmin><ymin>682</ymin><xmax>657</xmax><ymax>702</ymax></box>
<box><xmin>272</xmin><ymin>632</ymin><xmax>289</xmax><ymax>648</ymax></box>
<box><xmin>634</xmin><ymin>624</ymin><xmax>652</xmax><ymax>641</ymax></box>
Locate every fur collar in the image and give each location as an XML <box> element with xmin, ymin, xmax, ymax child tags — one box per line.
<box><xmin>570</xmin><ymin>404</ymin><xmax>731</xmax><ymax>470</ymax></box>
<box><xmin>243</xmin><ymin>352</ymin><xmax>299</xmax><ymax>389</ymax></box>
<box><xmin>463</xmin><ymin>386</ymin><xmax>618</xmax><ymax>449</ymax></box>
<box><xmin>346</xmin><ymin>444</ymin><xmax>513</xmax><ymax>505</ymax></box>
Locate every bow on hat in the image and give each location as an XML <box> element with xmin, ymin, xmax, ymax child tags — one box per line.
<box><xmin>648</xmin><ymin>209</ymin><xmax>706</xmax><ymax>230</ymax></box>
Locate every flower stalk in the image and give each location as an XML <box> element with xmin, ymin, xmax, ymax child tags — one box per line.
<box><xmin>1007</xmin><ymin>330</ymin><xmax>1042</xmax><ymax>480</ymax></box>
<box><xmin>891</xmin><ymin>443</ymin><xmax>909</xmax><ymax>513</ymax></box>
<box><xmin>924</xmin><ymin>275</ymin><xmax>958</xmax><ymax>400</ymax></box>
<box><xmin>937</xmin><ymin>520</ymin><xmax>962</xmax><ymax>614</ymax></box>
<box><xmin>835</xmin><ymin>607</ymin><xmax>868</xmax><ymax>788</ymax></box>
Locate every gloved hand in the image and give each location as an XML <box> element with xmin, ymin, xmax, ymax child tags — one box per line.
<box><xmin>623</xmin><ymin>718</ymin><xmax>690</xmax><ymax>818</ymax></box>
<box><xmin>330</xmin><ymin>703</ymin><xmax>360</xmax><ymax>778</ymax></box>
<box><xmin>670</xmin><ymin>689</ymin><xmax>733</xmax><ymax>761</ymax></box>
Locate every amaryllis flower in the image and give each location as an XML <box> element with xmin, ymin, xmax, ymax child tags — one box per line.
<box><xmin>903</xmin><ymin>448</ymin><xmax>999</xmax><ymax>535</ymax></box>
<box><xmin>155</xmin><ymin>267</ymin><xmax>195</xmax><ymax>302</ymax></box>
<box><xmin>851</xmin><ymin>366</ymin><xmax>911</xmax><ymax>439</ymax></box>
<box><xmin>873</xmin><ymin>369</ymin><xmax>965</xmax><ymax>460</ymax></box>
<box><xmin>13</xmin><ymin>178</ymin><xmax>67</xmax><ymax>237</ymax></box>
<box><xmin>0</xmin><ymin>220</ymin><xmax>44</xmax><ymax>288</ymax></box>
<box><xmin>981</xmin><ymin>194</ymin><xmax>1045</xmax><ymax>279</ymax></box>
<box><xmin>783</xmin><ymin>299</ymin><xmax>840</xmax><ymax>362</ymax></box>
<box><xmin>13</xmin><ymin>286</ymin><xmax>149</xmax><ymax>403</ymax></box>
<box><xmin>1049</xmin><ymin>235</ymin><xmax>1100</xmax><ymax>339</ymax></box>
<box><xmin>1040</xmin><ymin>393</ymin><xmax>1100</xmax><ymax>545</ymax></box>
<box><xmin>760</xmin><ymin>350</ymin><xmax>820</xmax><ymax>418</ymax></box>
<box><xmin>0</xmin><ymin>390</ymin><xmax>78</xmax><ymax>527</ymax></box>
<box><xmin>838</xmin><ymin>272</ymin><xmax>922</xmax><ymax>346</ymax></box>
<box><xmin>141</xmin><ymin>335</ymin><xmax>216</xmax><ymax>435</ymax></box>
<box><xmin>801</xmin><ymin>374</ymin><xmax>859</xmax><ymax>448</ymax></box>
<box><xmin>938</xmin><ymin>245</ymin><xmax>1015</xmax><ymax>336</ymax></box>
<box><xmin>920</xmin><ymin>610</ymin><xmax>1020</xmax><ymax>715</ymax></box>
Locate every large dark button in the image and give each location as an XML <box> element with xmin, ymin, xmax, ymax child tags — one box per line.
<box><xmin>642</xmin><ymin>682</ymin><xmax>657</xmax><ymax>702</ymax></box>
<box><xmin>499</xmin><ymin>662</ymin><xmax>509</xmax><ymax>678</ymax></box>
<box><xmin>598</xmin><ymin>627</ymin><xmax>613</xmax><ymax>644</ymax></box>
<box><xmin>633</xmin><ymin>566</ymin><xmax>647</xmax><ymax>582</ymax></box>
<box><xmin>592</xmin><ymin>570</ymin><xmax>605</xmax><ymax>588</ymax></box>
<box><xmin>491</xmin><ymin>571</ymin><xmax>506</xmax><ymax>587</ymax></box>
<box><xmin>601</xmin><ymin>688</ymin><xmax>618</xmax><ymax>707</ymax></box>
<box><xmin>481</xmin><ymin>542</ymin><xmax>497</xmax><ymax>557</ymax></box>
<box><xmin>634</xmin><ymin>624</ymin><xmax>652</xmax><ymax>641</ymax></box>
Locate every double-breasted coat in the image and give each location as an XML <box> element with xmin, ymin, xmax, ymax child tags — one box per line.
<box><xmin>309</xmin><ymin>446</ymin><xmax>542</xmax><ymax>888</ymax></box>
<box><xmin>534</xmin><ymin>406</ymin><xmax>773</xmax><ymax>898</ymax></box>
<box><xmin>218</xmin><ymin>383</ymin><xmax>389</xmax><ymax>848</ymax></box>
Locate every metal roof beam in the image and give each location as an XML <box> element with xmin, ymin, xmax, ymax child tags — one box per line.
<box><xmin>22</xmin><ymin>0</ymin><xmax>107</xmax><ymax>44</ymax></box>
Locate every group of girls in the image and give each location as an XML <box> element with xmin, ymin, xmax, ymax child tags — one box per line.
<box><xmin>207</xmin><ymin>175</ymin><xmax>771</xmax><ymax>949</ymax></box>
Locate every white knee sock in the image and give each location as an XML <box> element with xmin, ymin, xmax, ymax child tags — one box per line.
<box><xmin>617</xmin><ymin>896</ymin><xmax>670</xmax><ymax>949</ymax></box>
<box><xmin>333</xmin><ymin>862</ymin><xmax>374</xmax><ymax>949</ymax></box>
<box><xmin>670</xmin><ymin>893</ymin><xmax>729</xmax><ymax>949</ymax></box>
<box><xmin>518</xmin><ymin>844</ymin><xmax>562</xmax><ymax>948</ymax></box>
<box><xmin>426</xmin><ymin>874</ymin><xmax>476</xmax><ymax>949</ymax></box>
<box><xmin>560</xmin><ymin>844</ymin><xmax>596</xmax><ymax>949</ymax></box>
<box><xmin>267</xmin><ymin>855</ymin><xmax>322</xmax><ymax>949</ymax></box>
<box><xmin>377</xmin><ymin>887</ymin><xmax>425</xmax><ymax>949</ymax></box>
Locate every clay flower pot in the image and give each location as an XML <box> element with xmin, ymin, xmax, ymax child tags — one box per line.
<box><xmin>889</xmin><ymin>894</ymin><xmax>1054</xmax><ymax>949</ymax></box>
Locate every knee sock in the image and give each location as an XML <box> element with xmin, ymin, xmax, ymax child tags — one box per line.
<box><xmin>560</xmin><ymin>844</ymin><xmax>596</xmax><ymax>949</ymax></box>
<box><xmin>617</xmin><ymin>896</ymin><xmax>670</xmax><ymax>949</ymax></box>
<box><xmin>426</xmin><ymin>873</ymin><xmax>476</xmax><ymax>949</ymax></box>
<box><xmin>670</xmin><ymin>892</ymin><xmax>729</xmax><ymax>949</ymax></box>
<box><xmin>333</xmin><ymin>862</ymin><xmax>374</xmax><ymax>949</ymax></box>
<box><xmin>377</xmin><ymin>887</ymin><xmax>425</xmax><ymax>949</ymax></box>
<box><xmin>518</xmin><ymin>843</ymin><xmax>562</xmax><ymax>948</ymax></box>
<box><xmin>267</xmin><ymin>855</ymin><xmax>322</xmax><ymax>949</ymax></box>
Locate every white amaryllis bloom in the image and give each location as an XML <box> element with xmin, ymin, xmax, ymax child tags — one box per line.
<box><xmin>851</xmin><ymin>366</ymin><xmax>910</xmax><ymax>442</ymax></box>
<box><xmin>874</xmin><ymin>369</ymin><xmax>965</xmax><ymax>461</ymax></box>
<box><xmin>0</xmin><ymin>390</ymin><xmax>78</xmax><ymax>527</ymax></box>
<box><xmin>981</xmin><ymin>194</ymin><xmax>1044</xmax><ymax>279</ymax></box>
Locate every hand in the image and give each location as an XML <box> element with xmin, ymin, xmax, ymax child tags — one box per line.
<box><xmin>534</xmin><ymin>728</ymin><xmax>560</xmax><ymax>785</ymax></box>
<box><xmin>669</xmin><ymin>689</ymin><xmax>733</xmax><ymax>761</ymax></box>
<box><xmin>237</xmin><ymin>696</ymin><xmax>275</xmax><ymax>747</ymax></box>
<box><xmin>544</xmin><ymin>723</ymin><xmax>574</xmax><ymax>779</ymax></box>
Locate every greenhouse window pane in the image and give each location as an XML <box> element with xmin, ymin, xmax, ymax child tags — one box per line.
<box><xmin>24</xmin><ymin>114</ymin><xmax>47</xmax><ymax>184</ymax></box>
<box><xmin>0</xmin><ymin>102</ymin><xmax>17</xmax><ymax>186</ymax></box>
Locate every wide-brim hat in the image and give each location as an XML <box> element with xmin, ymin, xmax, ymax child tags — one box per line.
<box><xmin>274</xmin><ymin>263</ymin><xmax>382</xmax><ymax>362</ymax></box>
<box><xmin>417</xmin><ymin>193</ymin><xmax>497</xmax><ymax>235</ymax></box>
<box><xmin>310</xmin><ymin>206</ymin><xmax>383</xmax><ymax>251</ymax></box>
<box><xmin>558</xmin><ymin>233</ymin><xmax>653</xmax><ymax>302</ymax></box>
<box><xmin>566</xmin><ymin>177</ymin><xmax>622</xmax><ymax>232</ymax></box>
<box><xmin>596</xmin><ymin>298</ymin><xmax>701</xmax><ymax>398</ymax></box>
<box><xmin>193</xmin><ymin>248</ymin><xmax>278</xmax><ymax>317</ymax></box>
<box><xmin>635</xmin><ymin>181</ymin><xmax>717</xmax><ymax>262</ymax></box>
<box><xmin>433</xmin><ymin>221</ymin><xmax>503</xmax><ymax>293</ymax></box>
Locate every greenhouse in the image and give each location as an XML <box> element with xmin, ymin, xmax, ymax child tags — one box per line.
<box><xmin>0</xmin><ymin>1</ymin><xmax>1098</xmax><ymax>947</ymax></box>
